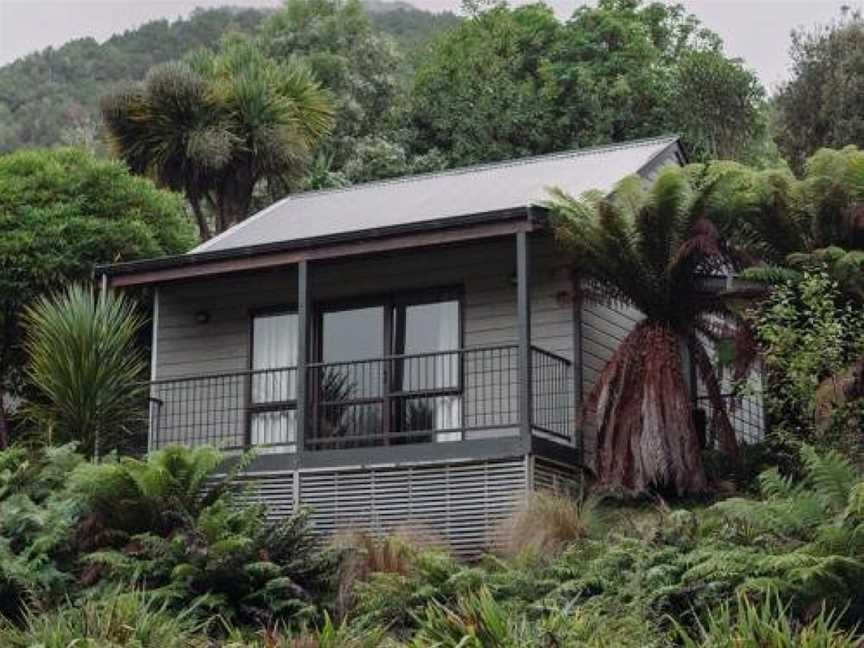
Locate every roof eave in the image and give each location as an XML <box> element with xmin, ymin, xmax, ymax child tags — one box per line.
<box><xmin>99</xmin><ymin>206</ymin><xmax>539</xmax><ymax>285</ymax></box>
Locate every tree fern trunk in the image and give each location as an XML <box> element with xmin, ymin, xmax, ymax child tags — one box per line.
<box><xmin>588</xmin><ymin>320</ymin><xmax>708</xmax><ymax>496</ymax></box>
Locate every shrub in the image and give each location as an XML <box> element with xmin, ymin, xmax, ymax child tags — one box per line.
<box><xmin>0</xmin><ymin>443</ymin><xmax>86</xmax><ymax>619</ymax></box>
<box><xmin>352</xmin><ymin>547</ymin><xmax>481</xmax><ymax>637</ymax></box>
<box><xmin>494</xmin><ymin>491</ymin><xmax>600</xmax><ymax>561</ymax></box>
<box><xmin>77</xmin><ymin>446</ymin><xmax>333</xmax><ymax>627</ymax></box>
<box><xmin>331</xmin><ymin>525</ymin><xmax>443</xmax><ymax>618</ymax></box>
<box><xmin>221</xmin><ymin>612</ymin><xmax>385</xmax><ymax>648</ymax></box>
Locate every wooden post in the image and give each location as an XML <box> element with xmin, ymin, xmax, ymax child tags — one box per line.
<box><xmin>516</xmin><ymin>231</ymin><xmax>532</xmax><ymax>448</ymax></box>
<box><xmin>296</xmin><ymin>261</ymin><xmax>309</xmax><ymax>458</ymax></box>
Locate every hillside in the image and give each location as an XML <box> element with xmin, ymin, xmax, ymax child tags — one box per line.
<box><xmin>0</xmin><ymin>2</ymin><xmax>459</xmax><ymax>153</ymax></box>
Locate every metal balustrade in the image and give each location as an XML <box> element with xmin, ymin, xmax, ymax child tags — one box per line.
<box><xmin>144</xmin><ymin>344</ymin><xmax>575</xmax><ymax>453</ymax></box>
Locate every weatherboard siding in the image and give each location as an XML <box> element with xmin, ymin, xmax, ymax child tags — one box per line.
<box><xmin>153</xmin><ymin>235</ymin><xmax>575</xmax><ymax>380</ymax></box>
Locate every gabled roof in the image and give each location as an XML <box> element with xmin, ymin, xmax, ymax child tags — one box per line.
<box><xmin>194</xmin><ymin>135</ymin><xmax>682</xmax><ymax>254</ymax></box>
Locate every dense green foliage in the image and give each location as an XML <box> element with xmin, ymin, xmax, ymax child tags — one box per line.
<box><xmin>750</xmin><ymin>271</ymin><xmax>864</xmax><ymax>460</ymax></box>
<box><xmin>0</xmin><ymin>443</ymin><xmax>330</xmax><ymax>634</ymax></box>
<box><xmin>410</xmin><ymin>0</ymin><xmax>769</xmax><ymax>167</ymax></box>
<box><xmin>5</xmin><ymin>442</ymin><xmax>864</xmax><ymax>645</ymax></box>
<box><xmin>775</xmin><ymin>11</ymin><xmax>864</xmax><ymax>172</ymax></box>
<box><xmin>0</xmin><ymin>2</ymin><xmax>454</xmax><ymax>157</ymax></box>
<box><xmin>0</xmin><ymin>147</ymin><xmax>195</xmax><ymax>446</ymax></box>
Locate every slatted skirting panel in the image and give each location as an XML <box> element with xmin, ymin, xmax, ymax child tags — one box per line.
<box><xmin>299</xmin><ymin>459</ymin><xmax>526</xmax><ymax>556</ymax></box>
<box><xmin>533</xmin><ymin>459</ymin><xmax>582</xmax><ymax>498</ymax></box>
<box><xmin>231</xmin><ymin>472</ymin><xmax>295</xmax><ymax>521</ymax></box>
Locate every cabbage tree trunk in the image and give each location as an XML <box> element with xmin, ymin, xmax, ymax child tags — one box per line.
<box><xmin>588</xmin><ymin>320</ymin><xmax>708</xmax><ymax>496</ymax></box>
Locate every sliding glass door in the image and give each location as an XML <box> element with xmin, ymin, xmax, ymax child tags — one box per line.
<box><xmin>313</xmin><ymin>289</ymin><xmax>462</xmax><ymax>447</ymax></box>
<box><xmin>316</xmin><ymin>305</ymin><xmax>386</xmax><ymax>445</ymax></box>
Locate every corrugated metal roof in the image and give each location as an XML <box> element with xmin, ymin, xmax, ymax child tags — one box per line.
<box><xmin>195</xmin><ymin>135</ymin><xmax>680</xmax><ymax>254</ymax></box>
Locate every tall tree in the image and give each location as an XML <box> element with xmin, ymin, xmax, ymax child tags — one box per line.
<box><xmin>411</xmin><ymin>3</ymin><xmax>571</xmax><ymax>166</ymax></box>
<box><xmin>548</xmin><ymin>166</ymin><xmax>739</xmax><ymax>495</ymax></box>
<box><xmin>671</xmin><ymin>50</ymin><xmax>769</xmax><ymax>163</ymax></box>
<box><xmin>0</xmin><ymin>148</ymin><xmax>195</xmax><ymax>448</ymax></box>
<box><xmin>775</xmin><ymin>10</ymin><xmax>864</xmax><ymax>171</ymax></box>
<box><xmin>556</xmin><ymin>0</ymin><xmax>720</xmax><ymax>143</ymax></box>
<box><xmin>261</xmin><ymin>0</ymin><xmax>405</xmax><ymax>164</ymax></box>
<box><xmin>410</xmin><ymin>0</ymin><xmax>766</xmax><ymax>167</ymax></box>
<box><xmin>102</xmin><ymin>36</ymin><xmax>334</xmax><ymax>239</ymax></box>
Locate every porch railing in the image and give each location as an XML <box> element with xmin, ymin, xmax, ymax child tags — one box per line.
<box><xmin>146</xmin><ymin>344</ymin><xmax>574</xmax><ymax>453</ymax></box>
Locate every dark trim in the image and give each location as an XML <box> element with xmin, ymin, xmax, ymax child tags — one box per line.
<box><xmin>636</xmin><ymin>139</ymin><xmax>687</xmax><ymax>179</ymax></box>
<box><xmin>240</xmin><ymin>435</ymin><xmax>529</xmax><ymax>473</ymax></box>
<box><xmin>516</xmin><ymin>231</ymin><xmax>533</xmax><ymax>446</ymax></box>
<box><xmin>101</xmin><ymin>209</ymin><xmax>533</xmax><ymax>283</ymax></box>
<box><xmin>297</xmin><ymin>261</ymin><xmax>309</xmax><ymax>456</ymax></box>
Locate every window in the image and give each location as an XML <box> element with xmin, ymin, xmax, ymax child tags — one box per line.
<box><xmin>250</xmin><ymin>311</ymin><xmax>298</xmax><ymax>453</ymax></box>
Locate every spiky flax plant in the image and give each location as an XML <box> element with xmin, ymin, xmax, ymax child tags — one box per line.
<box><xmin>22</xmin><ymin>284</ymin><xmax>146</xmax><ymax>455</ymax></box>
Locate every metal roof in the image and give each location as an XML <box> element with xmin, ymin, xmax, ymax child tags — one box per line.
<box><xmin>194</xmin><ymin>135</ymin><xmax>681</xmax><ymax>254</ymax></box>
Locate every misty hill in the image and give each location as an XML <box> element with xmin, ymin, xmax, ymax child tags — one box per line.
<box><xmin>0</xmin><ymin>2</ymin><xmax>458</xmax><ymax>153</ymax></box>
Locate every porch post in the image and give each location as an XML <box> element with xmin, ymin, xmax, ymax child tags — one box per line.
<box><xmin>296</xmin><ymin>260</ymin><xmax>309</xmax><ymax>458</ymax></box>
<box><xmin>516</xmin><ymin>231</ymin><xmax>532</xmax><ymax>448</ymax></box>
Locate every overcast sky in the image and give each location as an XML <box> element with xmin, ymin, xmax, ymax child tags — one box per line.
<box><xmin>0</xmin><ymin>0</ymin><xmax>854</xmax><ymax>91</ymax></box>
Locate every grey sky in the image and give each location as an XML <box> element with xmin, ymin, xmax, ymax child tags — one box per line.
<box><xmin>0</xmin><ymin>0</ymin><xmax>854</xmax><ymax>91</ymax></box>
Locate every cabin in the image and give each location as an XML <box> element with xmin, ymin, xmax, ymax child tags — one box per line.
<box><xmin>98</xmin><ymin>136</ymin><xmax>761</xmax><ymax>554</ymax></box>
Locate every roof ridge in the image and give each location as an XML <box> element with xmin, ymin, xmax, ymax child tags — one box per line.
<box><xmin>287</xmin><ymin>134</ymin><xmax>679</xmax><ymax>201</ymax></box>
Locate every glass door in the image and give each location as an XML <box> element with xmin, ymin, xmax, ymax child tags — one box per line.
<box><xmin>393</xmin><ymin>297</ymin><xmax>462</xmax><ymax>442</ymax></box>
<box><xmin>314</xmin><ymin>305</ymin><xmax>386</xmax><ymax>446</ymax></box>
<box><xmin>249</xmin><ymin>311</ymin><xmax>298</xmax><ymax>453</ymax></box>
<box><xmin>314</xmin><ymin>289</ymin><xmax>462</xmax><ymax>447</ymax></box>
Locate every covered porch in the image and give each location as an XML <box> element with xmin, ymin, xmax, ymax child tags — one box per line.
<box><xmin>117</xmin><ymin>224</ymin><xmax>581</xmax><ymax>472</ymax></box>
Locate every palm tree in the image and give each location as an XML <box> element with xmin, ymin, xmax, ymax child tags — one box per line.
<box><xmin>547</xmin><ymin>166</ymin><xmax>739</xmax><ymax>495</ymax></box>
<box><xmin>102</xmin><ymin>37</ymin><xmax>334</xmax><ymax>240</ymax></box>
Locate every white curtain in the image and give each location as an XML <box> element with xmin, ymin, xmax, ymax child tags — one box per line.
<box><xmin>251</xmin><ymin>313</ymin><xmax>298</xmax><ymax>453</ymax></box>
<box><xmin>434</xmin><ymin>301</ymin><xmax>461</xmax><ymax>442</ymax></box>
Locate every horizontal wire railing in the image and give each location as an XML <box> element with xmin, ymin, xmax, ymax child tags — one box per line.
<box><xmin>142</xmin><ymin>344</ymin><xmax>575</xmax><ymax>453</ymax></box>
